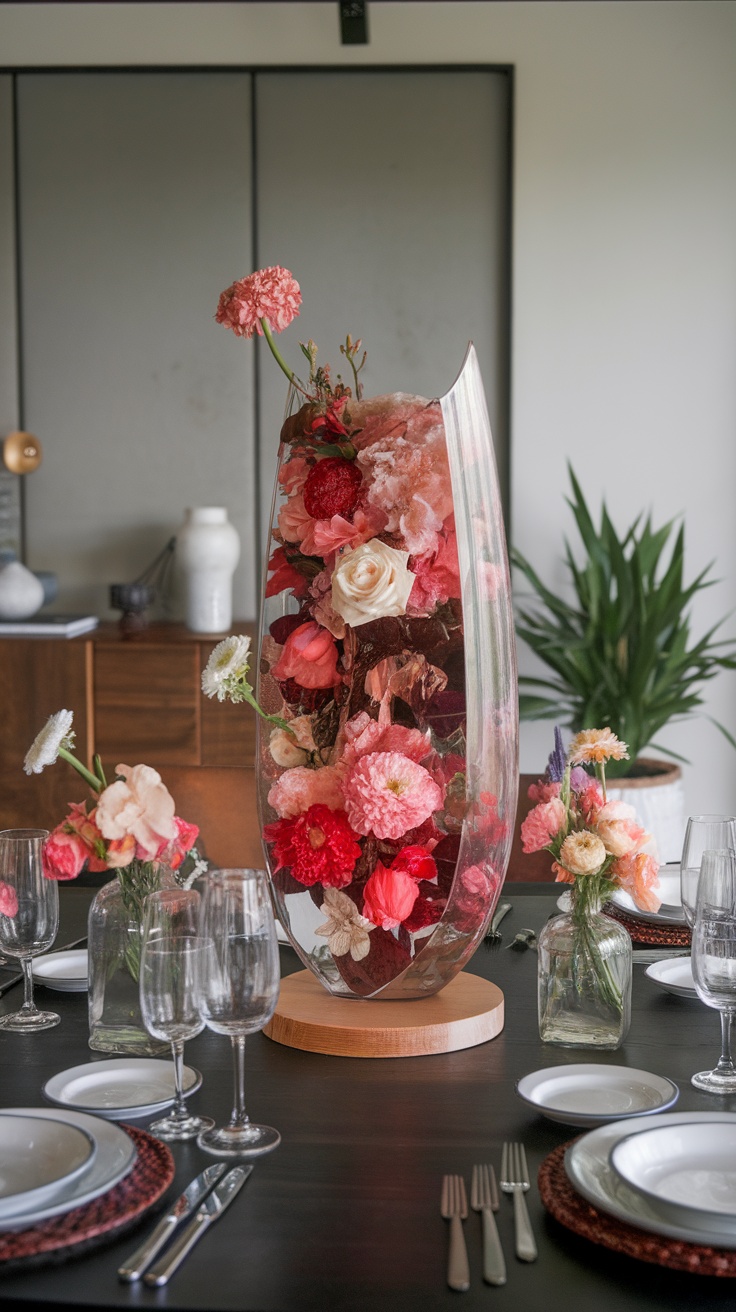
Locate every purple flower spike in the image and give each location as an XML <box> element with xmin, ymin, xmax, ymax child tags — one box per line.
<box><xmin>546</xmin><ymin>726</ymin><xmax>567</xmax><ymax>782</ymax></box>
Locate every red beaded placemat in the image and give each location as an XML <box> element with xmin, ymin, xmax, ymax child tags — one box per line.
<box><xmin>539</xmin><ymin>1141</ymin><xmax>736</xmax><ymax>1276</ymax></box>
<box><xmin>0</xmin><ymin>1125</ymin><xmax>174</xmax><ymax>1272</ymax></box>
<box><xmin>604</xmin><ymin>903</ymin><xmax>691</xmax><ymax>948</ymax></box>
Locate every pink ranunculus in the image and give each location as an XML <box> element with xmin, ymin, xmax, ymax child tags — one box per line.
<box><xmin>277</xmin><ymin>492</ymin><xmax>313</xmax><ymax>545</ymax></box>
<box><xmin>343</xmin><ymin>751</ymin><xmax>444</xmax><ymax>841</ymax></box>
<box><xmin>43</xmin><ymin>827</ymin><xmax>89</xmax><ymax>881</ymax></box>
<box><xmin>341</xmin><ymin>711</ymin><xmax>432</xmax><ymax>769</ymax></box>
<box><xmin>611</xmin><ymin>851</ymin><xmax>662</xmax><ymax>914</ymax></box>
<box><xmin>0</xmin><ymin>880</ymin><xmax>17</xmax><ymax>917</ymax></box>
<box><xmin>96</xmin><ymin>763</ymin><xmax>178</xmax><ymax>863</ymax></box>
<box><xmin>595</xmin><ymin>799</ymin><xmax>650</xmax><ymax>859</ymax></box>
<box><xmin>520</xmin><ymin>798</ymin><xmax>567</xmax><ymax>854</ymax></box>
<box><xmin>271</xmin><ymin>621</ymin><xmax>340</xmax><ymax>690</ymax></box>
<box><xmin>362</xmin><ymin>861</ymin><xmax>420</xmax><ymax>930</ymax></box>
<box><xmin>268</xmin><ymin>764</ymin><xmax>345</xmax><ymax>819</ymax></box>
<box><xmin>215</xmin><ymin>266</ymin><xmax>301</xmax><ymax>337</ymax></box>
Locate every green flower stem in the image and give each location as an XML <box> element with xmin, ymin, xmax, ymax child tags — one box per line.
<box><xmin>260</xmin><ymin>319</ymin><xmax>309</xmax><ymax>398</ymax></box>
<box><xmin>571</xmin><ymin>874</ymin><xmax>624</xmax><ymax>1015</ymax></box>
<box><xmin>58</xmin><ymin>746</ymin><xmax>103</xmax><ymax>794</ymax></box>
<box><xmin>242</xmin><ymin>689</ymin><xmax>292</xmax><ymax>735</ymax></box>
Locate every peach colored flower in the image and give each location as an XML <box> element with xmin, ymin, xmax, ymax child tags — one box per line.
<box><xmin>558</xmin><ymin>830</ymin><xmax>607</xmax><ymax>877</ymax></box>
<box><xmin>595</xmin><ymin>799</ymin><xmax>650</xmax><ymax>859</ymax></box>
<box><xmin>355</xmin><ymin>397</ymin><xmax>453</xmax><ymax>555</ymax></box>
<box><xmin>0</xmin><ymin>880</ymin><xmax>18</xmax><ymax>917</ymax></box>
<box><xmin>96</xmin><ymin>763</ymin><xmax>177</xmax><ymax>862</ymax></box>
<box><xmin>278</xmin><ymin>456</ymin><xmax>310</xmax><ymax>495</ymax></box>
<box><xmin>343</xmin><ymin>751</ymin><xmax>443</xmax><ymax>840</ymax></box>
<box><xmin>520</xmin><ymin>798</ymin><xmax>567</xmax><ymax>853</ymax></box>
<box><xmin>611</xmin><ymin>851</ymin><xmax>662</xmax><ymax>914</ymax></box>
<box><xmin>331</xmin><ymin>540</ymin><xmax>414</xmax><ymax>628</ymax></box>
<box><xmin>362</xmin><ymin>861</ymin><xmax>420</xmax><ymax>930</ymax></box>
<box><xmin>268</xmin><ymin>764</ymin><xmax>345</xmax><ymax>819</ymax></box>
<box><xmin>568</xmin><ymin>728</ymin><xmax>629</xmax><ymax>767</ymax></box>
<box><xmin>315</xmin><ymin>887</ymin><xmax>375</xmax><ymax>960</ymax></box>
<box><xmin>105</xmin><ymin>833</ymin><xmax>137</xmax><ymax>869</ymax></box>
<box><xmin>271</xmin><ymin>621</ymin><xmax>340</xmax><ymax>690</ymax></box>
<box><xmin>277</xmin><ymin>492</ymin><xmax>313</xmax><ymax>545</ymax></box>
<box><xmin>215</xmin><ymin>265</ymin><xmax>301</xmax><ymax>337</ymax></box>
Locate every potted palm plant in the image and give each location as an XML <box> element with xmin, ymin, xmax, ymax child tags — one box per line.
<box><xmin>512</xmin><ymin>467</ymin><xmax>736</xmax><ymax>860</ymax></box>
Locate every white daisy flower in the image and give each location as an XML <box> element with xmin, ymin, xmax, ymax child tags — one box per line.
<box><xmin>315</xmin><ymin>887</ymin><xmax>375</xmax><ymax>962</ymax></box>
<box><xmin>24</xmin><ymin>709</ymin><xmax>75</xmax><ymax>775</ymax></box>
<box><xmin>201</xmin><ymin>634</ymin><xmax>252</xmax><ymax>702</ymax></box>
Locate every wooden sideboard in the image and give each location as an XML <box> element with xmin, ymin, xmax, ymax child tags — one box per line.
<box><xmin>0</xmin><ymin>621</ymin><xmax>262</xmax><ymax>868</ymax></box>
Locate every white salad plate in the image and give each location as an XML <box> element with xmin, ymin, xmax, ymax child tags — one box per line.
<box><xmin>43</xmin><ymin>1058</ymin><xmax>202</xmax><ymax>1119</ymax></box>
<box><xmin>0</xmin><ymin>1113</ymin><xmax>96</xmax><ymax>1220</ymax></box>
<box><xmin>566</xmin><ymin>1111</ymin><xmax>736</xmax><ymax>1247</ymax></box>
<box><xmin>645</xmin><ymin>956</ymin><xmax>697</xmax><ymax>999</ymax></box>
<box><xmin>32</xmin><ymin>949</ymin><xmax>88</xmax><ymax>991</ymax></box>
<box><xmin>0</xmin><ymin>1106</ymin><xmax>136</xmax><ymax>1232</ymax></box>
<box><xmin>516</xmin><ymin>1063</ymin><xmax>679</xmax><ymax>1127</ymax></box>
<box><xmin>610</xmin><ymin>866</ymin><xmax>685</xmax><ymax>925</ymax></box>
<box><xmin>610</xmin><ymin>1120</ymin><xmax>736</xmax><ymax>1232</ymax></box>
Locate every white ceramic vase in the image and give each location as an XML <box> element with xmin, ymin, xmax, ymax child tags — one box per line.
<box><xmin>0</xmin><ymin>560</ymin><xmax>45</xmax><ymax>620</ymax></box>
<box><xmin>177</xmin><ymin>507</ymin><xmax>240</xmax><ymax>633</ymax></box>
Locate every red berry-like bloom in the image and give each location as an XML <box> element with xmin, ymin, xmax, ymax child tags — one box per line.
<box><xmin>263</xmin><ymin>805</ymin><xmax>362</xmax><ymax>889</ymax></box>
<box><xmin>390</xmin><ymin>845</ymin><xmax>438</xmax><ymax>883</ymax></box>
<box><xmin>303</xmin><ymin>457</ymin><xmax>362</xmax><ymax>520</ymax></box>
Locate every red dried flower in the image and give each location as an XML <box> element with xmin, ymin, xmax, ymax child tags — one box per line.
<box><xmin>303</xmin><ymin>457</ymin><xmax>363</xmax><ymax>520</ymax></box>
<box><xmin>277</xmin><ymin>679</ymin><xmax>334</xmax><ymax>713</ymax></box>
<box><xmin>215</xmin><ymin>266</ymin><xmax>301</xmax><ymax>338</ymax></box>
<box><xmin>263</xmin><ymin>804</ymin><xmax>361</xmax><ymax>889</ymax></box>
<box><xmin>390</xmin><ymin>845</ymin><xmax>437</xmax><ymax>883</ymax></box>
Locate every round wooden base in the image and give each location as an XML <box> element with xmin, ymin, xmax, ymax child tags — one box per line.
<box><xmin>263</xmin><ymin>970</ymin><xmax>504</xmax><ymax>1058</ymax></box>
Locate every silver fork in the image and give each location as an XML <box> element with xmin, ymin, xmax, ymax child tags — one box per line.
<box><xmin>500</xmin><ymin>1143</ymin><xmax>537</xmax><ymax>1262</ymax></box>
<box><xmin>440</xmin><ymin>1174</ymin><xmax>470</xmax><ymax>1291</ymax></box>
<box><xmin>471</xmin><ymin>1164</ymin><xmax>506</xmax><ymax>1285</ymax></box>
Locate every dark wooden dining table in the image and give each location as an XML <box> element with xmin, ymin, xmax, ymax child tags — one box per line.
<box><xmin>1</xmin><ymin>881</ymin><xmax>735</xmax><ymax>1311</ymax></box>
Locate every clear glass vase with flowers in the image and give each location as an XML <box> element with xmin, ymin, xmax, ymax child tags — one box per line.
<box><xmin>523</xmin><ymin>727</ymin><xmax>661</xmax><ymax>1048</ymax></box>
<box><xmin>24</xmin><ymin>709</ymin><xmax>203</xmax><ymax>1053</ymax></box>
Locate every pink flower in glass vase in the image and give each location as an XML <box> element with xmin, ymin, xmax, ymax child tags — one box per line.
<box><xmin>265</xmin><ymin>547</ymin><xmax>310</xmax><ymax>600</ymax></box>
<box><xmin>96</xmin><ymin>763</ymin><xmax>178</xmax><ymax>862</ymax></box>
<box><xmin>407</xmin><ymin>517</ymin><xmax>461</xmax><ymax>615</ymax></box>
<box><xmin>277</xmin><ymin>492</ymin><xmax>313</xmax><ymax>545</ymax></box>
<box><xmin>344</xmin><ymin>751</ymin><xmax>443</xmax><ymax>841</ymax></box>
<box><xmin>595</xmin><ymin>799</ymin><xmax>650</xmax><ymax>859</ymax></box>
<box><xmin>611</xmin><ymin>851</ymin><xmax>662</xmax><ymax>915</ymax></box>
<box><xmin>215</xmin><ymin>266</ymin><xmax>301</xmax><ymax>337</ymax></box>
<box><xmin>43</xmin><ymin>827</ymin><xmax>89</xmax><ymax>881</ymax></box>
<box><xmin>0</xmin><ymin>880</ymin><xmax>18</xmax><ymax>917</ymax></box>
<box><xmin>268</xmin><ymin>764</ymin><xmax>345</xmax><ymax>819</ymax></box>
<box><xmin>271</xmin><ymin>621</ymin><xmax>341</xmax><ymax>690</ymax></box>
<box><xmin>520</xmin><ymin>798</ymin><xmax>567</xmax><ymax>853</ymax></box>
<box><xmin>362</xmin><ymin>861</ymin><xmax>420</xmax><ymax>931</ymax></box>
<box><xmin>263</xmin><ymin>804</ymin><xmax>361</xmax><ymax>889</ymax></box>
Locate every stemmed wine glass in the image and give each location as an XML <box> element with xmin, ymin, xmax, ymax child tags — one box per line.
<box><xmin>196</xmin><ymin>869</ymin><xmax>281</xmax><ymax>1158</ymax></box>
<box><xmin>0</xmin><ymin>829</ymin><xmax>59</xmax><ymax>1032</ymax></box>
<box><xmin>680</xmin><ymin>815</ymin><xmax>736</xmax><ymax>926</ymax></box>
<box><xmin>691</xmin><ymin>847</ymin><xmax>736</xmax><ymax>1093</ymax></box>
<box><xmin>139</xmin><ymin>888</ymin><xmax>214</xmax><ymax>1141</ymax></box>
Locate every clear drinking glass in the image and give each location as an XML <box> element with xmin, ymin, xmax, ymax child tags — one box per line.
<box><xmin>691</xmin><ymin>848</ymin><xmax>736</xmax><ymax>1093</ymax></box>
<box><xmin>0</xmin><ymin>829</ymin><xmax>59</xmax><ymax>1032</ymax></box>
<box><xmin>139</xmin><ymin>888</ymin><xmax>214</xmax><ymax>1141</ymax></box>
<box><xmin>680</xmin><ymin>815</ymin><xmax>736</xmax><ymax>926</ymax></box>
<box><xmin>196</xmin><ymin>870</ymin><xmax>281</xmax><ymax>1157</ymax></box>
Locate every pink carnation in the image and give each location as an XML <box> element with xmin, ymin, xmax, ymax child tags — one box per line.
<box><xmin>268</xmin><ymin>765</ymin><xmax>345</xmax><ymax>819</ymax></box>
<box><xmin>344</xmin><ymin>750</ymin><xmax>444</xmax><ymax>840</ymax></box>
<box><xmin>341</xmin><ymin>711</ymin><xmax>431</xmax><ymax>769</ymax></box>
<box><xmin>520</xmin><ymin>798</ymin><xmax>567</xmax><ymax>853</ymax></box>
<box><xmin>271</xmin><ymin>621</ymin><xmax>340</xmax><ymax>690</ymax></box>
<box><xmin>362</xmin><ymin>861</ymin><xmax>420</xmax><ymax>930</ymax></box>
<box><xmin>355</xmin><ymin>397</ymin><xmax>453</xmax><ymax>555</ymax></box>
<box><xmin>0</xmin><ymin>880</ymin><xmax>18</xmax><ymax>917</ymax></box>
<box><xmin>215</xmin><ymin>266</ymin><xmax>301</xmax><ymax>337</ymax></box>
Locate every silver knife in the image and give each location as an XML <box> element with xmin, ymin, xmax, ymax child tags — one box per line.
<box><xmin>144</xmin><ymin>1166</ymin><xmax>253</xmax><ymax>1287</ymax></box>
<box><xmin>117</xmin><ymin>1163</ymin><xmax>227</xmax><ymax>1282</ymax></box>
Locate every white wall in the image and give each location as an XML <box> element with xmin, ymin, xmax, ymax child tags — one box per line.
<box><xmin>2</xmin><ymin>1</ymin><xmax>735</xmax><ymax>815</ymax></box>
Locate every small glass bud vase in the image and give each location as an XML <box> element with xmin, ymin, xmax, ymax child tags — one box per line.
<box><xmin>537</xmin><ymin>882</ymin><xmax>632</xmax><ymax>1050</ymax></box>
<box><xmin>88</xmin><ymin>864</ymin><xmax>178</xmax><ymax>1055</ymax></box>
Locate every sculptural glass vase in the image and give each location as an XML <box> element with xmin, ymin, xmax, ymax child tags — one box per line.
<box><xmin>256</xmin><ymin>346</ymin><xmax>518</xmax><ymax>999</ymax></box>
<box><xmin>88</xmin><ymin>862</ymin><xmax>177</xmax><ymax>1053</ymax></box>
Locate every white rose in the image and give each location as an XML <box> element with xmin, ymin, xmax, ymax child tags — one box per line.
<box><xmin>330</xmin><ymin>540</ymin><xmax>414</xmax><ymax>628</ymax></box>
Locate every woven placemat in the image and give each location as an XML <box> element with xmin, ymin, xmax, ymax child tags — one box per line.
<box><xmin>0</xmin><ymin>1125</ymin><xmax>174</xmax><ymax>1272</ymax></box>
<box><xmin>539</xmin><ymin>1140</ymin><xmax>736</xmax><ymax>1276</ymax></box>
<box><xmin>603</xmin><ymin>904</ymin><xmax>691</xmax><ymax>948</ymax></box>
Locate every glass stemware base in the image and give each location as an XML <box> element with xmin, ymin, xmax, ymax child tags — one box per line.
<box><xmin>691</xmin><ymin>1067</ymin><xmax>736</xmax><ymax>1094</ymax></box>
<box><xmin>197</xmin><ymin>1122</ymin><xmax>281</xmax><ymax>1158</ymax></box>
<box><xmin>0</xmin><ymin>1003</ymin><xmax>60</xmax><ymax>1031</ymax></box>
<box><xmin>149</xmin><ymin>1109</ymin><xmax>215</xmax><ymax>1142</ymax></box>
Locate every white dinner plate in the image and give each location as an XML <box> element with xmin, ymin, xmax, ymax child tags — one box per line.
<box><xmin>645</xmin><ymin>956</ymin><xmax>697</xmax><ymax>999</ymax></box>
<box><xmin>33</xmin><ymin>949</ymin><xmax>88</xmax><ymax>991</ymax></box>
<box><xmin>43</xmin><ymin>1058</ymin><xmax>202</xmax><ymax>1119</ymax></box>
<box><xmin>566</xmin><ymin>1111</ymin><xmax>736</xmax><ymax>1247</ymax></box>
<box><xmin>0</xmin><ymin>1106</ymin><xmax>136</xmax><ymax>1232</ymax></box>
<box><xmin>610</xmin><ymin>866</ymin><xmax>685</xmax><ymax>925</ymax></box>
<box><xmin>516</xmin><ymin>1063</ymin><xmax>679</xmax><ymax>1126</ymax></box>
<box><xmin>0</xmin><ymin>1114</ymin><xmax>95</xmax><ymax>1220</ymax></box>
<box><xmin>610</xmin><ymin>1121</ymin><xmax>736</xmax><ymax>1230</ymax></box>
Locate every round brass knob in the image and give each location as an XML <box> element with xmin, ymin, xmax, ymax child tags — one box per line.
<box><xmin>3</xmin><ymin>431</ymin><xmax>43</xmax><ymax>474</ymax></box>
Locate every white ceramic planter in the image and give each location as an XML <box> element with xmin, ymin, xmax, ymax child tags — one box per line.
<box><xmin>606</xmin><ymin>759</ymin><xmax>685</xmax><ymax>865</ymax></box>
<box><xmin>177</xmin><ymin>507</ymin><xmax>240</xmax><ymax>633</ymax></box>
